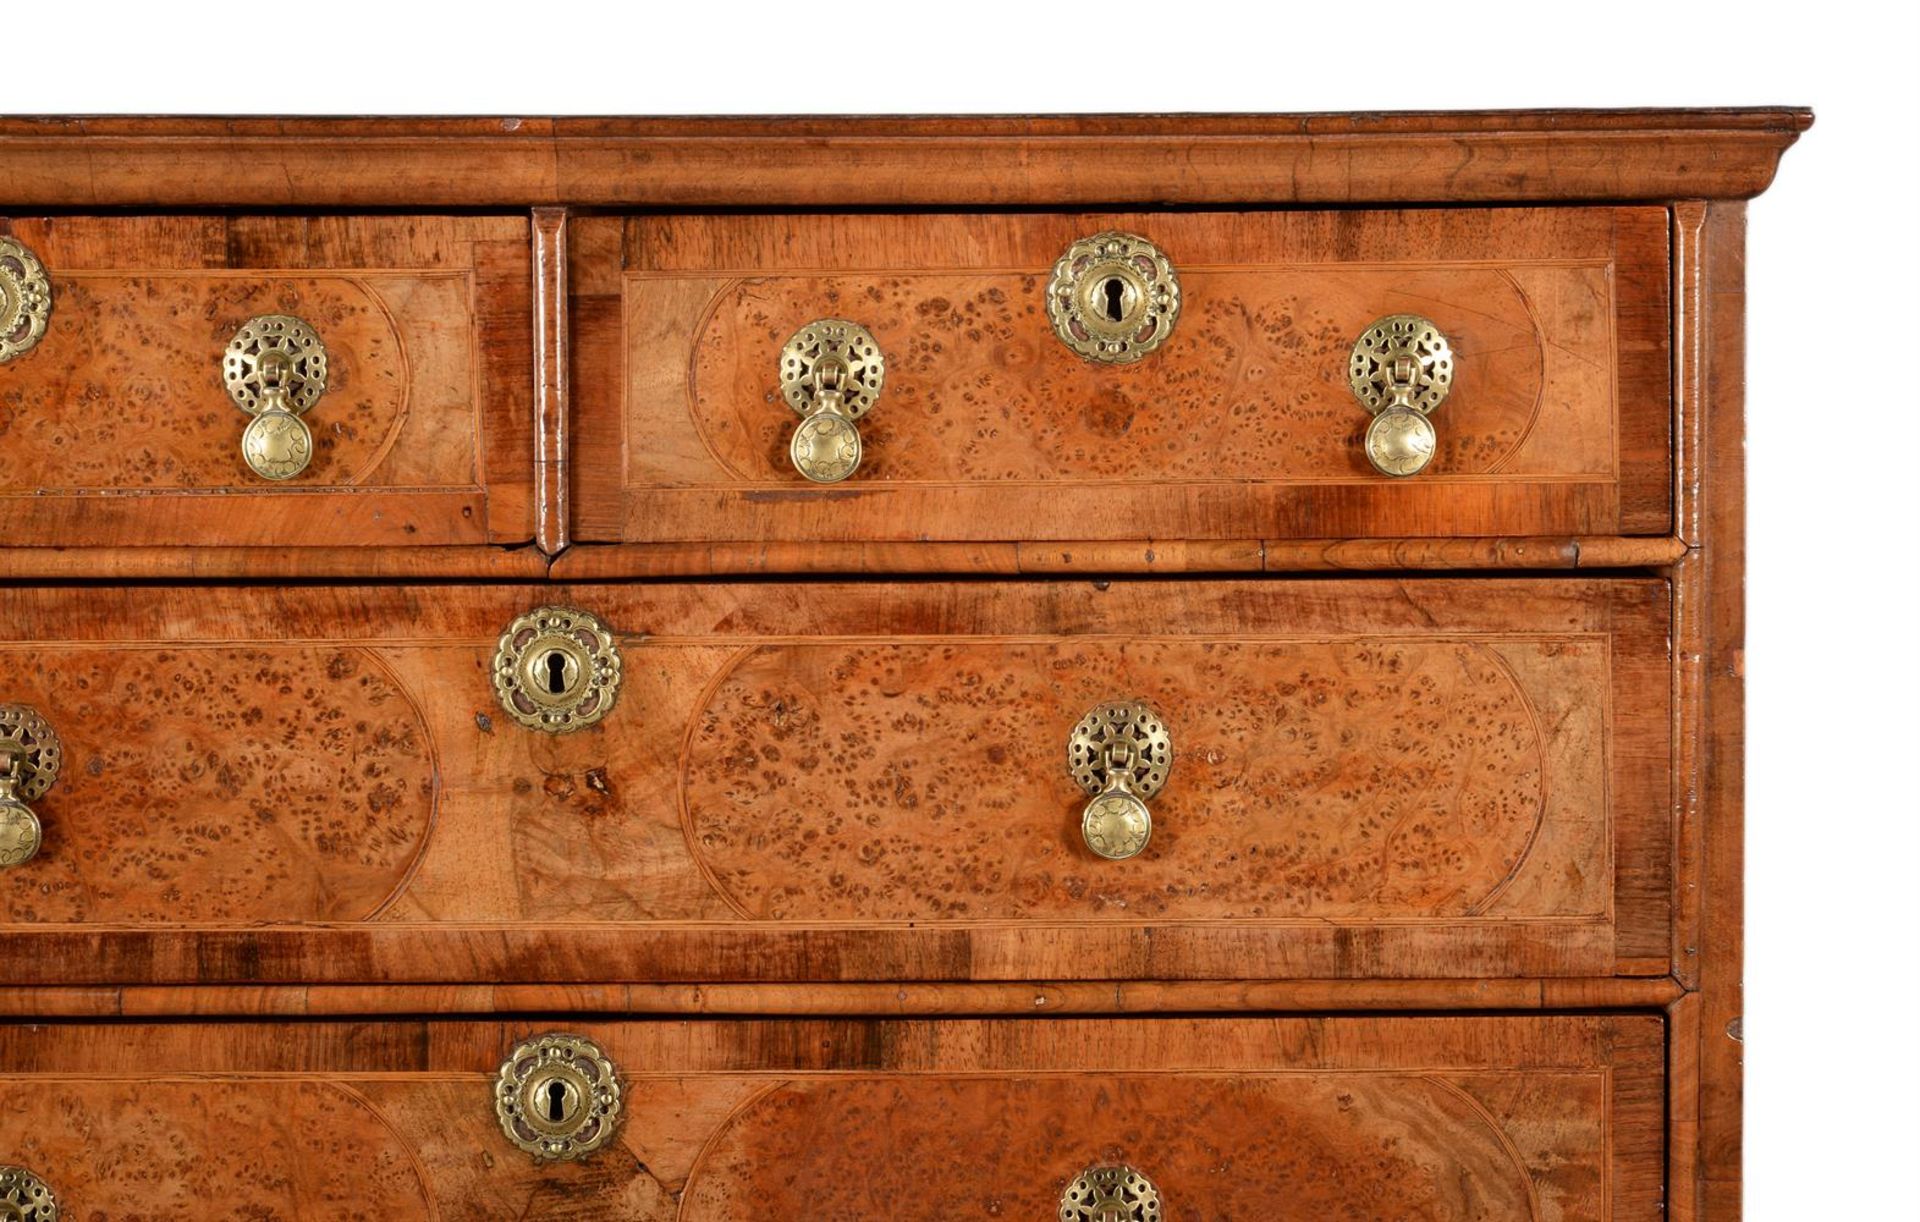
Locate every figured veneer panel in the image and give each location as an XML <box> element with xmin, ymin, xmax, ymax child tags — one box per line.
<box><xmin>573</xmin><ymin>208</ymin><xmax>1670</xmax><ymax>543</ymax></box>
<box><xmin>0</xmin><ymin>579</ymin><xmax>1669</xmax><ymax>984</ymax></box>
<box><xmin>683</xmin><ymin>639</ymin><xmax>1597</xmax><ymax>922</ymax></box>
<box><xmin>0</xmin><ymin>215</ymin><xmax>533</xmax><ymax>547</ymax></box>
<box><xmin>0</xmin><ymin>1015</ymin><xmax>1664</xmax><ymax>1220</ymax></box>
<box><xmin>0</xmin><ymin>647</ymin><xmax>436</xmax><ymax>924</ymax></box>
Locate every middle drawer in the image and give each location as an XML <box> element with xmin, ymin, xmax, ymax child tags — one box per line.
<box><xmin>0</xmin><ymin>579</ymin><xmax>1671</xmax><ymax>985</ymax></box>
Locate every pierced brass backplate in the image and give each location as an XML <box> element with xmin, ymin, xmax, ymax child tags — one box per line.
<box><xmin>223</xmin><ymin>314</ymin><xmax>328</xmax><ymax>481</ymax></box>
<box><xmin>0</xmin><ymin>237</ymin><xmax>53</xmax><ymax>365</ymax></box>
<box><xmin>1348</xmin><ymin>313</ymin><xmax>1453</xmax><ymax>478</ymax></box>
<box><xmin>495</xmin><ymin>1032</ymin><xmax>623</xmax><ymax>1162</ymax></box>
<box><xmin>0</xmin><ymin>1164</ymin><xmax>59</xmax><ymax>1221</ymax></box>
<box><xmin>1060</xmin><ymin>1164</ymin><xmax>1162</xmax><ymax>1222</ymax></box>
<box><xmin>0</xmin><ymin>705</ymin><xmax>61</xmax><ymax>869</ymax></box>
<box><xmin>778</xmin><ymin>318</ymin><xmax>886</xmax><ymax>483</ymax></box>
<box><xmin>1046</xmin><ymin>231</ymin><xmax>1181</xmax><ymax>363</ymax></box>
<box><xmin>1067</xmin><ymin>701</ymin><xmax>1171</xmax><ymax>861</ymax></box>
<box><xmin>492</xmin><ymin>606</ymin><xmax>623</xmax><ymax>733</ymax></box>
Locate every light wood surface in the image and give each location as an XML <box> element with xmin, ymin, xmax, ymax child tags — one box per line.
<box><xmin>574</xmin><ymin>207</ymin><xmax>1670</xmax><ymax>543</ymax></box>
<box><xmin>0</xmin><ymin>578</ymin><xmax>1671</xmax><ymax>984</ymax></box>
<box><xmin>0</xmin><ymin>214</ymin><xmax>534</xmax><ymax>548</ymax></box>
<box><xmin>0</xmin><ymin>1015</ymin><xmax>1664</xmax><ymax>1220</ymax></box>
<box><xmin>0</xmin><ymin>111</ymin><xmax>1809</xmax><ymax>206</ymax></box>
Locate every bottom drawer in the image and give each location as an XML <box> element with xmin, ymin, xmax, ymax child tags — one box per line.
<box><xmin>0</xmin><ymin>1014</ymin><xmax>1662</xmax><ymax>1219</ymax></box>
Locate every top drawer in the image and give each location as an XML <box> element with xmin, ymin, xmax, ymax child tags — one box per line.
<box><xmin>571</xmin><ymin>207</ymin><xmax>1670</xmax><ymax>545</ymax></box>
<box><xmin>0</xmin><ymin>216</ymin><xmax>532</xmax><ymax>548</ymax></box>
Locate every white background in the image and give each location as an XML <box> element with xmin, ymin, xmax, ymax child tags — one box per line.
<box><xmin>8</xmin><ymin>3</ymin><xmax>1918</xmax><ymax>1215</ymax></box>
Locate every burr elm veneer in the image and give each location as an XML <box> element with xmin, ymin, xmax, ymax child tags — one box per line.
<box><xmin>0</xmin><ymin>110</ymin><xmax>1807</xmax><ymax>1220</ymax></box>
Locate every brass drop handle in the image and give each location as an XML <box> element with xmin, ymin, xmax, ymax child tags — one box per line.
<box><xmin>0</xmin><ymin>236</ymin><xmax>53</xmax><ymax>365</ymax></box>
<box><xmin>1046</xmin><ymin>230</ymin><xmax>1181</xmax><ymax>363</ymax></box>
<box><xmin>1060</xmin><ymin>1164</ymin><xmax>1163</xmax><ymax>1221</ymax></box>
<box><xmin>1067</xmin><ymin>701</ymin><xmax>1172</xmax><ymax>861</ymax></box>
<box><xmin>224</xmin><ymin>313</ymin><xmax>329</xmax><ymax>481</ymax></box>
<box><xmin>1349</xmin><ymin>313</ymin><xmax>1454</xmax><ymax>477</ymax></box>
<box><xmin>0</xmin><ymin>1165</ymin><xmax>58</xmax><ymax>1219</ymax></box>
<box><xmin>496</xmin><ymin>1032</ymin><xmax>624</xmax><ymax>1161</ymax></box>
<box><xmin>0</xmin><ymin>705</ymin><xmax>61</xmax><ymax>869</ymax></box>
<box><xmin>778</xmin><ymin>319</ymin><xmax>886</xmax><ymax>484</ymax></box>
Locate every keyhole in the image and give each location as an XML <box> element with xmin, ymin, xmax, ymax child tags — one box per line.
<box><xmin>1102</xmin><ymin>277</ymin><xmax>1128</xmax><ymax>322</ymax></box>
<box><xmin>545</xmin><ymin>1078</ymin><xmax>571</xmax><ymax>1122</ymax></box>
<box><xmin>544</xmin><ymin>650</ymin><xmax>569</xmax><ymax>695</ymax></box>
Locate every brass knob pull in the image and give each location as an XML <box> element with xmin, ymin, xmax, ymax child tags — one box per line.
<box><xmin>491</xmin><ymin>606</ymin><xmax>624</xmax><ymax>734</ymax></box>
<box><xmin>224</xmin><ymin>314</ymin><xmax>328</xmax><ymax>481</ymax></box>
<box><xmin>496</xmin><ymin>1032</ymin><xmax>623</xmax><ymax>1162</ymax></box>
<box><xmin>779</xmin><ymin>319</ymin><xmax>885</xmax><ymax>484</ymax></box>
<box><xmin>0</xmin><ymin>705</ymin><xmax>61</xmax><ymax>869</ymax></box>
<box><xmin>1060</xmin><ymin>1164</ymin><xmax>1163</xmax><ymax>1222</ymax></box>
<box><xmin>1046</xmin><ymin>231</ymin><xmax>1180</xmax><ymax>363</ymax></box>
<box><xmin>0</xmin><ymin>236</ymin><xmax>53</xmax><ymax>365</ymax></box>
<box><xmin>1349</xmin><ymin>313</ymin><xmax>1454</xmax><ymax>477</ymax></box>
<box><xmin>1067</xmin><ymin>701</ymin><xmax>1171</xmax><ymax>861</ymax></box>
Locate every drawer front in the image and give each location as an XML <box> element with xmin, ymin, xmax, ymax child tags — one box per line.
<box><xmin>571</xmin><ymin>207</ymin><xmax>1670</xmax><ymax>543</ymax></box>
<box><xmin>0</xmin><ymin>579</ymin><xmax>1670</xmax><ymax>983</ymax></box>
<box><xmin>0</xmin><ymin>1014</ymin><xmax>1663</xmax><ymax>1219</ymax></box>
<box><xmin>0</xmin><ymin>216</ymin><xmax>532</xmax><ymax>547</ymax></box>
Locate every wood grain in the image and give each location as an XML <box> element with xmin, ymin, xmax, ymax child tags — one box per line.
<box><xmin>533</xmin><ymin>207</ymin><xmax>569</xmax><ymax>556</ymax></box>
<box><xmin>0</xmin><ymin>110</ymin><xmax>1809</xmax><ymax>206</ymax></box>
<box><xmin>0</xmin><ymin>1015</ymin><xmax>1665</xmax><ymax>1220</ymax></box>
<box><xmin>548</xmin><ymin>535</ymin><xmax>1689</xmax><ymax>578</ymax></box>
<box><xmin>0</xmin><ymin>976</ymin><xmax>1687</xmax><ymax>1018</ymax></box>
<box><xmin>0</xmin><ymin>578</ymin><xmax>1669</xmax><ymax>984</ymax></box>
<box><xmin>574</xmin><ymin>208</ymin><xmax>1670</xmax><ymax>543</ymax></box>
<box><xmin>0</xmin><ymin>646</ymin><xmax>435</xmax><ymax>923</ymax></box>
<box><xmin>0</xmin><ymin>215</ymin><xmax>533</xmax><ymax>548</ymax></box>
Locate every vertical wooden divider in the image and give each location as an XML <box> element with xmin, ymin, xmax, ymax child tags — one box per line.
<box><xmin>534</xmin><ymin>206</ymin><xmax>570</xmax><ymax>556</ymax></box>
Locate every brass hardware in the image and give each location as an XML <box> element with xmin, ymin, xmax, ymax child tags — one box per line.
<box><xmin>0</xmin><ymin>1164</ymin><xmax>58</xmax><ymax>1220</ymax></box>
<box><xmin>224</xmin><ymin>314</ymin><xmax>328</xmax><ymax>481</ymax></box>
<box><xmin>1067</xmin><ymin>701</ymin><xmax>1171</xmax><ymax>861</ymax></box>
<box><xmin>492</xmin><ymin>606</ymin><xmax>623</xmax><ymax>734</ymax></box>
<box><xmin>0</xmin><ymin>705</ymin><xmax>61</xmax><ymax>869</ymax></box>
<box><xmin>1060</xmin><ymin>1165</ymin><xmax>1162</xmax><ymax>1222</ymax></box>
<box><xmin>1046</xmin><ymin>231</ymin><xmax>1180</xmax><ymax>363</ymax></box>
<box><xmin>495</xmin><ymin>1032</ymin><xmax>623</xmax><ymax>1161</ymax></box>
<box><xmin>0</xmin><ymin>237</ymin><xmax>53</xmax><ymax>365</ymax></box>
<box><xmin>1348</xmin><ymin>313</ymin><xmax>1454</xmax><ymax>478</ymax></box>
<box><xmin>778</xmin><ymin>319</ymin><xmax>885</xmax><ymax>484</ymax></box>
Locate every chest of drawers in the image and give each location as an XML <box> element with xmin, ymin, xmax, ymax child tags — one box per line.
<box><xmin>0</xmin><ymin>110</ymin><xmax>1807</xmax><ymax>1220</ymax></box>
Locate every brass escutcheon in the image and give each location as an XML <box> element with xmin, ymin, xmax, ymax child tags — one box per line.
<box><xmin>1059</xmin><ymin>1164</ymin><xmax>1163</xmax><ymax>1222</ymax></box>
<box><xmin>0</xmin><ymin>705</ymin><xmax>61</xmax><ymax>869</ymax></box>
<box><xmin>1067</xmin><ymin>701</ymin><xmax>1171</xmax><ymax>861</ymax></box>
<box><xmin>491</xmin><ymin>606</ymin><xmax>623</xmax><ymax>733</ymax></box>
<box><xmin>224</xmin><ymin>314</ymin><xmax>328</xmax><ymax>481</ymax></box>
<box><xmin>495</xmin><ymin>1032</ymin><xmax>623</xmax><ymax>1161</ymax></box>
<box><xmin>0</xmin><ymin>237</ymin><xmax>53</xmax><ymax>365</ymax></box>
<box><xmin>1046</xmin><ymin>231</ymin><xmax>1180</xmax><ymax>363</ymax></box>
<box><xmin>0</xmin><ymin>1164</ymin><xmax>58</xmax><ymax>1220</ymax></box>
<box><xmin>778</xmin><ymin>319</ymin><xmax>886</xmax><ymax>483</ymax></box>
<box><xmin>1349</xmin><ymin>313</ymin><xmax>1454</xmax><ymax>477</ymax></box>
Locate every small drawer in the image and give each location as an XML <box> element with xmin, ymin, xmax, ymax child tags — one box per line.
<box><xmin>570</xmin><ymin>207</ymin><xmax>1670</xmax><ymax>545</ymax></box>
<box><xmin>0</xmin><ymin>577</ymin><xmax>1670</xmax><ymax>984</ymax></box>
<box><xmin>0</xmin><ymin>216</ymin><xmax>532</xmax><ymax>548</ymax></box>
<box><xmin>0</xmin><ymin>1013</ymin><xmax>1664</xmax><ymax>1219</ymax></box>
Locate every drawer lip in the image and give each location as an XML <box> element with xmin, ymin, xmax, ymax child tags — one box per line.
<box><xmin>0</xmin><ymin>109</ymin><xmax>1810</xmax><ymax>206</ymax></box>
